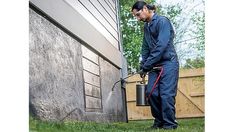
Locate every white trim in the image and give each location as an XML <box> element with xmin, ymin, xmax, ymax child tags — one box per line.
<box><xmin>30</xmin><ymin>0</ymin><xmax>122</xmax><ymax>68</ymax></box>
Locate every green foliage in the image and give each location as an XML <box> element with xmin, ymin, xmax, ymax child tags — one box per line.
<box><xmin>119</xmin><ymin>0</ymin><xmax>155</xmax><ymax>72</ymax></box>
<box><xmin>182</xmin><ymin>5</ymin><xmax>205</xmax><ymax>69</ymax></box>
<box><xmin>30</xmin><ymin>115</ymin><xmax>204</xmax><ymax>132</ymax></box>
<box><xmin>159</xmin><ymin>4</ymin><xmax>183</xmax><ymax>43</ymax></box>
<box><xmin>120</xmin><ymin>0</ymin><xmax>205</xmax><ymax>72</ymax></box>
<box><xmin>119</xmin><ymin>0</ymin><xmax>183</xmax><ymax>73</ymax></box>
<box><xmin>191</xmin><ymin>11</ymin><xmax>205</xmax><ymax>57</ymax></box>
<box><xmin>183</xmin><ymin>57</ymin><xmax>205</xmax><ymax>69</ymax></box>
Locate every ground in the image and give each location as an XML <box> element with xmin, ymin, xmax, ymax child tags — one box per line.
<box><xmin>30</xmin><ymin>116</ymin><xmax>204</xmax><ymax>132</ymax></box>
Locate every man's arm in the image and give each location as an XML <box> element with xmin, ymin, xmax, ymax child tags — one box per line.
<box><xmin>140</xmin><ymin>34</ymin><xmax>150</xmax><ymax>67</ymax></box>
<box><xmin>142</xmin><ymin>17</ymin><xmax>171</xmax><ymax>71</ymax></box>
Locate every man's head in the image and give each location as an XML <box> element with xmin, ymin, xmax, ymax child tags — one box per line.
<box><xmin>132</xmin><ymin>1</ymin><xmax>156</xmax><ymax>22</ymax></box>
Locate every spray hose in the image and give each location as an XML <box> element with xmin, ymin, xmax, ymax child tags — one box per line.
<box><xmin>112</xmin><ymin>66</ymin><xmax>163</xmax><ymax>92</ymax></box>
<box><xmin>146</xmin><ymin>66</ymin><xmax>163</xmax><ymax>101</ymax></box>
<box><xmin>111</xmin><ymin>72</ymin><xmax>139</xmax><ymax>91</ymax></box>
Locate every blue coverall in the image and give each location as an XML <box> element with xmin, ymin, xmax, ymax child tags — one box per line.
<box><xmin>140</xmin><ymin>13</ymin><xmax>179</xmax><ymax>129</ymax></box>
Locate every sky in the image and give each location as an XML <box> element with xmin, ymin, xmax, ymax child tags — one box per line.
<box><xmin>157</xmin><ymin>0</ymin><xmax>185</xmax><ymax>5</ymax></box>
<box><xmin>156</xmin><ymin>0</ymin><xmax>205</xmax><ymax>66</ymax></box>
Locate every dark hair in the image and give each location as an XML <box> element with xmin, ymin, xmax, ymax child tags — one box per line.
<box><xmin>131</xmin><ymin>1</ymin><xmax>156</xmax><ymax>12</ymax></box>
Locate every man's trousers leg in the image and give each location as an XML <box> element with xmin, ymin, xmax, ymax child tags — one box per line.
<box><xmin>146</xmin><ymin>71</ymin><xmax>163</xmax><ymax>127</ymax></box>
<box><xmin>146</xmin><ymin>63</ymin><xmax>179</xmax><ymax>129</ymax></box>
<box><xmin>159</xmin><ymin>64</ymin><xmax>179</xmax><ymax>129</ymax></box>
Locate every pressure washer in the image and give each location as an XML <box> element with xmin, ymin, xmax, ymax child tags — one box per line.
<box><xmin>112</xmin><ymin>66</ymin><xmax>163</xmax><ymax>106</ymax></box>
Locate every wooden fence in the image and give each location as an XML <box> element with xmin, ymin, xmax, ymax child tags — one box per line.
<box><xmin>126</xmin><ymin>68</ymin><xmax>205</xmax><ymax>120</ymax></box>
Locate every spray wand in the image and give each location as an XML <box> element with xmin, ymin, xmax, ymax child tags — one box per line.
<box><xmin>111</xmin><ymin>67</ymin><xmax>162</xmax><ymax>91</ymax></box>
<box><xmin>111</xmin><ymin>72</ymin><xmax>139</xmax><ymax>91</ymax></box>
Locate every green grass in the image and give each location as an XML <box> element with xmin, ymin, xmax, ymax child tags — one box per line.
<box><xmin>30</xmin><ymin>116</ymin><xmax>204</xmax><ymax>132</ymax></box>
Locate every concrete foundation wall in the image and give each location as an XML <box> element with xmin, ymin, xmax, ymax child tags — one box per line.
<box><xmin>29</xmin><ymin>8</ymin><xmax>126</xmax><ymax>122</ymax></box>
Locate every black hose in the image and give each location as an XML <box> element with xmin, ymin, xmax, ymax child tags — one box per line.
<box><xmin>111</xmin><ymin>72</ymin><xmax>138</xmax><ymax>91</ymax></box>
<box><xmin>111</xmin><ymin>67</ymin><xmax>161</xmax><ymax>91</ymax></box>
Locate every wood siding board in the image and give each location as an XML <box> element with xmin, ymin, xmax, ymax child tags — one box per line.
<box><xmin>126</xmin><ymin>74</ymin><xmax>148</xmax><ymax>83</ymax></box>
<box><xmin>84</xmin><ymin>83</ymin><xmax>101</xmax><ymax>98</ymax></box>
<box><xmin>190</xmin><ymin>93</ymin><xmax>205</xmax><ymax>97</ymax></box>
<box><xmin>81</xmin><ymin>45</ymin><xmax>99</xmax><ymax>65</ymax></box>
<box><xmin>127</xmin><ymin>102</ymin><xmax>152</xmax><ymax>120</ymax></box>
<box><xmin>106</xmin><ymin>0</ymin><xmax>116</xmax><ymax>11</ymax></box>
<box><xmin>176</xmin><ymin>91</ymin><xmax>204</xmax><ymax>117</ymax></box>
<box><xmin>126</xmin><ymin>83</ymin><xmax>137</xmax><ymax>101</ymax></box>
<box><xmin>82</xmin><ymin>57</ymin><xmax>100</xmax><ymax>76</ymax></box>
<box><xmin>179</xmin><ymin>68</ymin><xmax>204</xmax><ymax>78</ymax></box>
<box><xmin>89</xmin><ymin>0</ymin><xmax>118</xmax><ymax>32</ymax></box>
<box><xmin>83</xmin><ymin>70</ymin><xmax>100</xmax><ymax>87</ymax></box>
<box><xmin>86</xmin><ymin>94</ymin><xmax>101</xmax><ymax>99</ymax></box>
<box><xmin>75</xmin><ymin>0</ymin><xmax>119</xmax><ymax>49</ymax></box>
<box><xmin>97</xmin><ymin>0</ymin><xmax>116</xmax><ymax>21</ymax></box>
<box><xmin>86</xmin><ymin>108</ymin><xmax>102</xmax><ymax>112</ymax></box>
<box><xmin>79</xmin><ymin>0</ymin><xmax>118</xmax><ymax>41</ymax></box>
<box><xmin>77</xmin><ymin>0</ymin><xmax>119</xmax><ymax>49</ymax></box>
<box><xmin>177</xmin><ymin>88</ymin><xmax>204</xmax><ymax>113</ymax></box>
<box><xmin>85</xmin><ymin>96</ymin><xmax>102</xmax><ymax>108</ymax></box>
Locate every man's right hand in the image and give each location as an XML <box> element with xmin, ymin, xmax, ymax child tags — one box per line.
<box><xmin>139</xmin><ymin>69</ymin><xmax>147</xmax><ymax>78</ymax></box>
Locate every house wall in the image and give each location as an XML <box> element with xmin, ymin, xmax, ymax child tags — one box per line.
<box><xmin>77</xmin><ymin>0</ymin><xmax>119</xmax><ymax>49</ymax></box>
<box><xmin>29</xmin><ymin>0</ymin><xmax>127</xmax><ymax>122</ymax></box>
<box><xmin>29</xmin><ymin>0</ymin><xmax>122</xmax><ymax>68</ymax></box>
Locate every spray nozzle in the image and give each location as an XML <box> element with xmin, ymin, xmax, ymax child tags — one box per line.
<box><xmin>111</xmin><ymin>67</ymin><xmax>162</xmax><ymax>91</ymax></box>
<box><xmin>111</xmin><ymin>72</ymin><xmax>138</xmax><ymax>91</ymax></box>
<box><xmin>140</xmin><ymin>76</ymin><xmax>146</xmax><ymax>84</ymax></box>
<box><xmin>111</xmin><ymin>78</ymin><xmax>124</xmax><ymax>91</ymax></box>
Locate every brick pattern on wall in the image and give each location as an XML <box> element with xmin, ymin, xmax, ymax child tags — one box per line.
<box><xmin>81</xmin><ymin>45</ymin><xmax>102</xmax><ymax>112</ymax></box>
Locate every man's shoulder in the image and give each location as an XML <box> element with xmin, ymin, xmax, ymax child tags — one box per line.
<box><xmin>157</xmin><ymin>15</ymin><xmax>170</xmax><ymax>22</ymax></box>
<box><xmin>151</xmin><ymin>14</ymin><xmax>169</xmax><ymax>23</ymax></box>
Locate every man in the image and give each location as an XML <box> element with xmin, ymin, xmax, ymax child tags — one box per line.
<box><xmin>132</xmin><ymin>1</ymin><xmax>179</xmax><ymax>130</ymax></box>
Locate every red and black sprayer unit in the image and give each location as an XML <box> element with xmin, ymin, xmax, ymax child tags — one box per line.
<box><xmin>112</xmin><ymin>66</ymin><xmax>163</xmax><ymax>106</ymax></box>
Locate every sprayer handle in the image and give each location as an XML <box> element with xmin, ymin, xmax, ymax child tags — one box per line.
<box><xmin>142</xmin><ymin>76</ymin><xmax>146</xmax><ymax>84</ymax></box>
<box><xmin>153</xmin><ymin>67</ymin><xmax>161</xmax><ymax>70</ymax></box>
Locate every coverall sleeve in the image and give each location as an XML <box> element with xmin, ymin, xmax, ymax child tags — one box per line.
<box><xmin>142</xmin><ymin>18</ymin><xmax>171</xmax><ymax>71</ymax></box>
<box><xmin>141</xmin><ymin>33</ymin><xmax>150</xmax><ymax>65</ymax></box>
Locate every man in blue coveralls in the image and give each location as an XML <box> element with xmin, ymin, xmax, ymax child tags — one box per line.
<box><xmin>132</xmin><ymin>1</ymin><xmax>179</xmax><ymax>130</ymax></box>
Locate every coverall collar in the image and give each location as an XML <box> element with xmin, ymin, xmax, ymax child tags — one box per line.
<box><xmin>147</xmin><ymin>13</ymin><xmax>158</xmax><ymax>27</ymax></box>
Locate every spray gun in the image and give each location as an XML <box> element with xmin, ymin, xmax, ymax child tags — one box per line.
<box><xmin>112</xmin><ymin>66</ymin><xmax>163</xmax><ymax>106</ymax></box>
<box><xmin>111</xmin><ymin>72</ymin><xmax>139</xmax><ymax>91</ymax></box>
<box><xmin>111</xmin><ymin>66</ymin><xmax>162</xmax><ymax>91</ymax></box>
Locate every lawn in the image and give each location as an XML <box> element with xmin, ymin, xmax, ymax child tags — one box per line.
<box><xmin>30</xmin><ymin>116</ymin><xmax>204</xmax><ymax>132</ymax></box>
